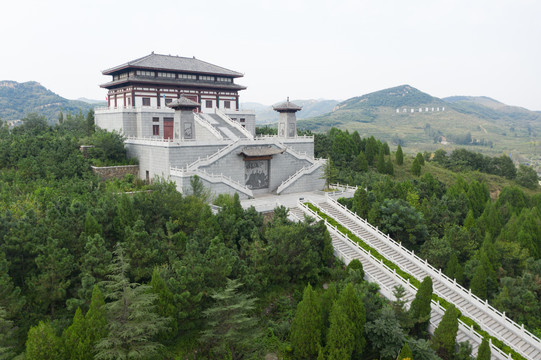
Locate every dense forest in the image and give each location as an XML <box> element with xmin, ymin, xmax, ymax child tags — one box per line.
<box><xmin>0</xmin><ymin>113</ymin><xmax>538</xmax><ymax>359</ymax></box>
<box><xmin>316</xmin><ymin>128</ymin><xmax>541</xmax><ymax>337</ymax></box>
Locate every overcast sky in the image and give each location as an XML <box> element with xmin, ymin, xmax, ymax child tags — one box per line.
<box><xmin>2</xmin><ymin>0</ymin><xmax>540</xmax><ymax>110</ymax></box>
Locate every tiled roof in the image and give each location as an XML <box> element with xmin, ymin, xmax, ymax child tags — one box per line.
<box><xmin>167</xmin><ymin>96</ymin><xmax>201</xmax><ymax>109</ymax></box>
<box><xmin>273</xmin><ymin>98</ymin><xmax>302</xmax><ymax>112</ymax></box>
<box><xmin>238</xmin><ymin>146</ymin><xmax>285</xmax><ymax>157</ymax></box>
<box><xmin>102</xmin><ymin>52</ymin><xmax>244</xmax><ymax>77</ymax></box>
<box><xmin>99</xmin><ymin>76</ymin><xmax>246</xmax><ymax>90</ymax></box>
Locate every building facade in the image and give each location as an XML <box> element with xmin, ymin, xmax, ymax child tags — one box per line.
<box><xmin>95</xmin><ymin>53</ymin><xmax>324</xmax><ymax>199</ymax></box>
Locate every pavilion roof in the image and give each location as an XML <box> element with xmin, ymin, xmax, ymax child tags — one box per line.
<box><xmin>102</xmin><ymin>52</ymin><xmax>244</xmax><ymax>77</ymax></box>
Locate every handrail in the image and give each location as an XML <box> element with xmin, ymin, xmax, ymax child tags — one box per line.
<box><xmin>276</xmin><ymin>161</ymin><xmax>324</xmax><ymax>194</ymax></box>
<box><xmin>194</xmin><ymin>113</ymin><xmax>224</xmax><ymax>140</ymax></box>
<box><xmin>215</xmin><ymin>108</ymin><xmax>253</xmax><ymax>139</ymax></box>
<box><xmin>297</xmin><ymin>201</ymin><xmax>513</xmax><ymax>360</ymax></box>
<box><xmin>324</xmin><ymin>196</ymin><xmax>541</xmax><ymax>358</ymax></box>
<box><xmin>170</xmin><ymin>167</ymin><xmax>253</xmax><ymax>197</ymax></box>
<box><xmin>185</xmin><ymin>139</ymin><xmax>239</xmax><ymax>171</ymax></box>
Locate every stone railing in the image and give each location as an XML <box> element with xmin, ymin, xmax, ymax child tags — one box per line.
<box><xmin>170</xmin><ymin>167</ymin><xmax>253</xmax><ymax>198</ymax></box>
<box><xmin>297</xmin><ymin>200</ymin><xmax>510</xmax><ymax>360</ymax></box>
<box><xmin>276</xmin><ymin>160</ymin><xmax>325</xmax><ymax>194</ymax></box>
<box><xmin>194</xmin><ymin>113</ymin><xmax>224</xmax><ymax>140</ymax></box>
<box><xmin>185</xmin><ymin>139</ymin><xmax>239</xmax><ymax>171</ymax></box>
<box><xmin>323</xmin><ymin>196</ymin><xmax>541</xmax><ymax>359</ymax></box>
<box><xmin>215</xmin><ymin>108</ymin><xmax>253</xmax><ymax>139</ymax></box>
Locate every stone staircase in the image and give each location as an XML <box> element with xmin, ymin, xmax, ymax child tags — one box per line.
<box><xmin>289</xmin><ymin>200</ymin><xmax>541</xmax><ymax>360</ymax></box>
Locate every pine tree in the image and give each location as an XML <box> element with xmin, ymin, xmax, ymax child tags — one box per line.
<box><xmin>409</xmin><ymin>276</ymin><xmax>432</xmax><ymax>337</ymax></box>
<box><xmin>85</xmin><ymin>285</ymin><xmax>107</xmax><ymax>357</ymax></box>
<box><xmin>322</xmin><ymin>158</ymin><xmax>339</xmax><ymax>189</ymax></box>
<box><xmin>431</xmin><ymin>304</ymin><xmax>459</xmax><ymax>360</ymax></box>
<box><xmin>62</xmin><ymin>307</ymin><xmax>88</xmax><ymax>360</ymax></box>
<box><xmin>398</xmin><ymin>342</ymin><xmax>414</xmax><ymax>360</ymax></box>
<box><xmin>336</xmin><ymin>283</ymin><xmax>366</xmax><ymax>357</ymax></box>
<box><xmin>320</xmin><ymin>283</ymin><xmax>338</xmax><ymax>340</ymax></box>
<box><xmin>476</xmin><ymin>337</ymin><xmax>491</xmax><ymax>360</ymax></box>
<box><xmin>411</xmin><ymin>158</ymin><xmax>422</xmax><ymax>176</ymax></box>
<box><xmin>386</xmin><ymin>158</ymin><xmax>394</xmax><ymax>175</ymax></box>
<box><xmin>25</xmin><ymin>321</ymin><xmax>63</xmax><ymax>360</ymax></box>
<box><xmin>396</xmin><ymin>145</ymin><xmax>404</xmax><ymax>165</ymax></box>
<box><xmin>0</xmin><ymin>307</ymin><xmax>14</xmax><ymax>360</ymax></box>
<box><xmin>290</xmin><ymin>284</ymin><xmax>322</xmax><ymax>359</ymax></box>
<box><xmin>355</xmin><ymin>152</ymin><xmax>368</xmax><ymax>172</ymax></box>
<box><xmin>326</xmin><ymin>302</ymin><xmax>354</xmax><ymax>360</ymax></box>
<box><xmin>95</xmin><ymin>244</ymin><xmax>168</xmax><ymax>360</ymax></box>
<box><xmin>200</xmin><ymin>278</ymin><xmax>259</xmax><ymax>358</ymax></box>
<box><xmin>377</xmin><ymin>149</ymin><xmax>386</xmax><ymax>173</ymax></box>
<box><xmin>470</xmin><ymin>264</ymin><xmax>487</xmax><ymax>299</ymax></box>
<box><xmin>149</xmin><ymin>268</ymin><xmax>178</xmax><ymax>342</ymax></box>
<box><xmin>416</xmin><ymin>152</ymin><xmax>425</xmax><ymax>165</ymax></box>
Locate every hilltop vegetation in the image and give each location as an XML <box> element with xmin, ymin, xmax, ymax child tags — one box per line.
<box><xmin>298</xmin><ymin>85</ymin><xmax>541</xmax><ymax>169</ymax></box>
<box><xmin>0</xmin><ymin>81</ymin><xmax>97</xmax><ymax>122</ymax></box>
<box><xmin>317</xmin><ymin>127</ymin><xmax>541</xmax><ymax>341</ymax></box>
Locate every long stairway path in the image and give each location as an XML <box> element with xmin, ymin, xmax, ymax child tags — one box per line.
<box><xmin>312</xmin><ymin>197</ymin><xmax>541</xmax><ymax>360</ymax></box>
<box><xmin>289</xmin><ymin>205</ymin><xmax>509</xmax><ymax>360</ymax></box>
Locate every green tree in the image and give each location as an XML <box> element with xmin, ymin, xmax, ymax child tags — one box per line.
<box><xmin>470</xmin><ymin>265</ymin><xmax>487</xmax><ymax>299</ymax></box>
<box><xmin>411</xmin><ymin>158</ymin><xmax>422</xmax><ymax>176</ymax></box>
<box><xmin>85</xmin><ymin>285</ymin><xmax>108</xmax><ymax>358</ymax></box>
<box><xmin>354</xmin><ymin>152</ymin><xmax>369</xmax><ymax>172</ymax></box>
<box><xmin>396</xmin><ymin>145</ymin><xmax>404</xmax><ymax>165</ymax></box>
<box><xmin>431</xmin><ymin>304</ymin><xmax>459</xmax><ymax>360</ymax></box>
<box><xmin>62</xmin><ymin>307</ymin><xmax>88</xmax><ymax>359</ymax></box>
<box><xmin>516</xmin><ymin>164</ymin><xmax>538</xmax><ymax>189</ymax></box>
<box><xmin>200</xmin><ymin>279</ymin><xmax>259</xmax><ymax>359</ymax></box>
<box><xmin>326</xmin><ymin>302</ymin><xmax>354</xmax><ymax>360</ymax></box>
<box><xmin>409</xmin><ymin>276</ymin><xmax>432</xmax><ymax>337</ymax></box>
<box><xmin>476</xmin><ymin>337</ymin><xmax>490</xmax><ymax>360</ymax></box>
<box><xmin>290</xmin><ymin>284</ymin><xmax>322</xmax><ymax>359</ymax></box>
<box><xmin>398</xmin><ymin>342</ymin><xmax>414</xmax><ymax>360</ymax></box>
<box><xmin>386</xmin><ymin>158</ymin><xmax>394</xmax><ymax>175</ymax></box>
<box><xmin>322</xmin><ymin>158</ymin><xmax>339</xmax><ymax>189</ymax></box>
<box><xmin>0</xmin><ymin>307</ymin><xmax>14</xmax><ymax>360</ymax></box>
<box><xmin>416</xmin><ymin>152</ymin><xmax>425</xmax><ymax>165</ymax></box>
<box><xmin>351</xmin><ymin>188</ymin><xmax>370</xmax><ymax>219</ymax></box>
<box><xmin>25</xmin><ymin>321</ymin><xmax>63</xmax><ymax>360</ymax></box>
<box><xmin>86</xmin><ymin>109</ymin><xmax>95</xmax><ymax>135</ymax></box>
<box><xmin>377</xmin><ymin>149</ymin><xmax>386</xmax><ymax>173</ymax></box>
<box><xmin>149</xmin><ymin>268</ymin><xmax>178</xmax><ymax>342</ymax></box>
<box><xmin>365</xmin><ymin>306</ymin><xmax>405</xmax><ymax>359</ymax></box>
<box><xmin>337</xmin><ymin>283</ymin><xmax>366</xmax><ymax>356</ymax></box>
<box><xmin>95</xmin><ymin>244</ymin><xmax>168</xmax><ymax>360</ymax></box>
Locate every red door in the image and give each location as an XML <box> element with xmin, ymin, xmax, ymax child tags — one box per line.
<box><xmin>164</xmin><ymin>118</ymin><xmax>174</xmax><ymax>140</ymax></box>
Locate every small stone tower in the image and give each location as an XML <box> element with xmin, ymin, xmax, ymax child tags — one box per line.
<box><xmin>273</xmin><ymin>97</ymin><xmax>302</xmax><ymax>139</ymax></box>
<box><xmin>167</xmin><ymin>96</ymin><xmax>201</xmax><ymax>140</ymax></box>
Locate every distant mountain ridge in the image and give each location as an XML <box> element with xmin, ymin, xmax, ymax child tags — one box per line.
<box><xmin>242</xmin><ymin>99</ymin><xmax>339</xmax><ymax>124</ymax></box>
<box><xmin>297</xmin><ymin>84</ymin><xmax>541</xmax><ymax>163</ymax></box>
<box><xmin>0</xmin><ymin>80</ymin><xmax>95</xmax><ymax>122</ymax></box>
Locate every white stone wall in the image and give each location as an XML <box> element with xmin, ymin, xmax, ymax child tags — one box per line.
<box><xmin>279</xmin><ymin>166</ymin><xmax>325</xmax><ymax>194</ymax></box>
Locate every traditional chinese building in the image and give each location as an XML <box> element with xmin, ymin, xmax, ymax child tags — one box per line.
<box><xmin>95</xmin><ymin>53</ymin><xmax>324</xmax><ymax>198</ymax></box>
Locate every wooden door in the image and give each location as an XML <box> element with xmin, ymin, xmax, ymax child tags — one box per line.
<box><xmin>164</xmin><ymin>118</ymin><xmax>174</xmax><ymax>140</ymax></box>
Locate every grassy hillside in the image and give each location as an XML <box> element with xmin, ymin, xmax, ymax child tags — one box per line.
<box><xmin>0</xmin><ymin>80</ymin><xmax>95</xmax><ymax>123</ymax></box>
<box><xmin>298</xmin><ymin>85</ymin><xmax>541</xmax><ymax>168</ymax></box>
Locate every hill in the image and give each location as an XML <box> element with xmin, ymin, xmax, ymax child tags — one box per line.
<box><xmin>242</xmin><ymin>99</ymin><xmax>339</xmax><ymax>124</ymax></box>
<box><xmin>298</xmin><ymin>85</ymin><xmax>541</xmax><ymax>167</ymax></box>
<box><xmin>0</xmin><ymin>80</ymin><xmax>95</xmax><ymax>123</ymax></box>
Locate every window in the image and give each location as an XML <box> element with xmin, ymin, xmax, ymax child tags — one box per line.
<box><xmin>240</xmin><ymin>118</ymin><xmax>245</xmax><ymax>123</ymax></box>
<box><xmin>217</xmin><ymin>77</ymin><xmax>232</xmax><ymax>83</ymax></box>
<box><xmin>136</xmin><ymin>70</ymin><xmax>154</xmax><ymax>77</ymax></box>
<box><xmin>153</xmin><ymin>125</ymin><xmax>159</xmax><ymax>136</ymax></box>
<box><xmin>165</xmin><ymin>98</ymin><xmax>172</xmax><ymax>104</ymax></box>
<box><xmin>224</xmin><ymin>101</ymin><xmax>230</xmax><ymax>109</ymax></box>
<box><xmin>152</xmin><ymin>117</ymin><xmax>159</xmax><ymax>122</ymax></box>
<box><xmin>200</xmin><ymin>75</ymin><xmax>214</xmax><ymax>81</ymax></box>
<box><xmin>179</xmin><ymin>73</ymin><xmax>196</xmax><ymax>80</ymax></box>
<box><xmin>205</xmin><ymin>100</ymin><xmax>212</xmax><ymax>108</ymax></box>
<box><xmin>157</xmin><ymin>72</ymin><xmax>175</xmax><ymax>78</ymax></box>
<box><xmin>142</xmin><ymin>97</ymin><xmax>151</xmax><ymax>106</ymax></box>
